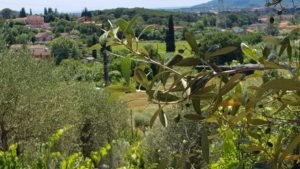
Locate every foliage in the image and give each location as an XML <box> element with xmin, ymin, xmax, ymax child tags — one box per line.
<box><xmin>0</xmin><ymin>43</ymin><xmax>130</xmax><ymax>167</ymax></box>
<box><xmin>99</xmin><ymin>16</ymin><xmax>300</xmax><ymax>168</ymax></box>
<box><xmin>265</xmin><ymin>23</ymin><xmax>279</xmax><ymax>36</ymax></box>
<box><xmin>87</xmin><ymin>34</ymin><xmax>99</xmax><ymax>58</ymax></box>
<box><xmin>82</xmin><ymin>8</ymin><xmax>92</xmax><ymax>18</ymax></box>
<box><xmin>19</xmin><ymin>8</ymin><xmax>26</xmax><ymax>18</ymax></box>
<box><xmin>0</xmin><ymin>128</ymin><xmax>112</xmax><ymax>169</ymax></box>
<box><xmin>240</xmin><ymin>32</ymin><xmax>263</xmax><ymax>45</ymax></box>
<box><xmin>1</xmin><ymin>2</ymin><xmax>300</xmax><ymax>169</ymax></box>
<box><xmin>0</xmin><ymin>8</ymin><xmax>18</xmax><ymax>19</ymax></box>
<box><xmin>0</xmin><ymin>20</ymin><xmax>37</xmax><ymax>45</ymax></box>
<box><xmin>224</xmin><ymin>12</ymin><xmax>259</xmax><ymax>28</ymax></box>
<box><xmin>198</xmin><ymin>31</ymin><xmax>243</xmax><ymax>64</ymax></box>
<box><xmin>92</xmin><ymin>8</ymin><xmax>200</xmax><ymax>25</ymax></box>
<box><xmin>50</xmin><ymin>37</ymin><xmax>80</xmax><ymax>65</ymax></box>
<box><xmin>54</xmin><ymin>59</ymin><xmax>103</xmax><ymax>83</ymax></box>
<box><xmin>44</xmin><ymin>8</ymin><xmax>57</xmax><ymax>23</ymax></box>
<box><xmin>165</xmin><ymin>15</ymin><xmax>175</xmax><ymax>52</ymax></box>
<box><xmin>144</xmin><ymin>108</ymin><xmax>209</xmax><ymax>168</ymax></box>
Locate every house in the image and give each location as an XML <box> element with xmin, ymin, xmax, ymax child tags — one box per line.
<box><xmin>10</xmin><ymin>44</ymin><xmax>24</xmax><ymax>52</ymax></box>
<box><xmin>174</xmin><ymin>25</ymin><xmax>184</xmax><ymax>30</ymax></box>
<box><xmin>245</xmin><ymin>28</ymin><xmax>255</xmax><ymax>33</ymax></box>
<box><xmin>28</xmin><ymin>45</ymin><xmax>50</xmax><ymax>59</ymax></box>
<box><xmin>245</xmin><ymin>23</ymin><xmax>268</xmax><ymax>32</ymax></box>
<box><xmin>81</xmin><ymin>57</ymin><xmax>97</xmax><ymax>63</ymax></box>
<box><xmin>279</xmin><ymin>21</ymin><xmax>300</xmax><ymax>31</ymax></box>
<box><xmin>60</xmin><ymin>33</ymin><xmax>79</xmax><ymax>40</ymax></box>
<box><xmin>232</xmin><ymin>26</ymin><xmax>244</xmax><ymax>33</ymax></box>
<box><xmin>35</xmin><ymin>32</ymin><xmax>52</xmax><ymax>42</ymax></box>
<box><xmin>11</xmin><ymin>17</ymin><xmax>27</xmax><ymax>24</ymax></box>
<box><xmin>258</xmin><ymin>16</ymin><xmax>269</xmax><ymax>23</ymax></box>
<box><xmin>79</xmin><ymin>16</ymin><xmax>92</xmax><ymax>22</ymax></box>
<box><xmin>27</xmin><ymin>16</ymin><xmax>45</xmax><ymax>28</ymax></box>
<box><xmin>10</xmin><ymin>44</ymin><xmax>50</xmax><ymax>59</ymax></box>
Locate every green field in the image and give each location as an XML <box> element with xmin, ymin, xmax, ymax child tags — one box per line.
<box><xmin>112</xmin><ymin>40</ymin><xmax>191</xmax><ymax>56</ymax></box>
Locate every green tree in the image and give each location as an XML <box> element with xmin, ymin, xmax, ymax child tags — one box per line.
<box><xmin>199</xmin><ymin>31</ymin><xmax>243</xmax><ymax>64</ymax></box>
<box><xmin>50</xmin><ymin>37</ymin><xmax>80</xmax><ymax>65</ymax></box>
<box><xmin>15</xmin><ymin>33</ymin><xmax>29</xmax><ymax>44</ymax></box>
<box><xmin>0</xmin><ymin>35</ymin><xmax>129</xmax><ymax>165</ymax></box>
<box><xmin>19</xmin><ymin>8</ymin><xmax>26</xmax><ymax>18</ymax></box>
<box><xmin>81</xmin><ymin>8</ymin><xmax>88</xmax><ymax>17</ymax></box>
<box><xmin>48</xmin><ymin>8</ymin><xmax>53</xmax><ymax>14</ymax></box>
<box><xmin>44</xmin><ymin>7</ymin><xmax>48</xmax><ymax>15</ymax></box>
<box><xmin>165</xmin><ymin>15</ymin><xmax>175</xmax><ymax>52</ymax></box>
<box><xmin>265</xmin><ymin>23</ymin><xmax>279</xmax><ymax>36</ymax></box>
<box><xmin>87</xmin><ymin>34</ymin><xmax>99</xmax><ymax>58</ymax></box>
<box><xmin>0</xmin><ymin>48</ymin><xmax>76</xmax><ymax>151</ymax></box>
<box><xmin>0</xmin><ymin>8</ymin><xmax>14</xmax><ymax>19</ymax></box>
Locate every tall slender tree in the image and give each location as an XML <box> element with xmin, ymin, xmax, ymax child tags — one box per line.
<box><xmin>81</xmin><ymin>8</ymin><xmax>88</xmax><ymax>17</ymax></box>
<box><xmin>87</xmin><ymin>34</ymin><xmax>99</xmax><ymax>58</ymax></box>
<box><xmin>29</xmin><ymin>8</ymin><xmax>32</xmax><ymax>16</ymax></box>
<box><xmin>19</xmin><ymin>8</ymin><xmax>27</xmax><ymax>18</ymax></box>
<box><xmin>165</xmin><ymin>15</ymin><xmax>175</xmax><ymax>52</ymax></box>
<box><xmin>44</xmin><ymin>7</ymin><xmax>48</xmax><ymax>15</ymax></box>
<box><xmin>48</xmin><ymin>8</ymin><xmax>53</xmax><ymax>14</ymax></box>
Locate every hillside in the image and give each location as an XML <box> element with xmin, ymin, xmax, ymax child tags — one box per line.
<box><xmin>181</xmin><ymin>0</ymin><xmax>300</xmax><ymax>11</ymax></box>
<box><xmin>91</xmin><ymin>7</ymin><xmax>200</xmax><ymax>24</ymax></box>
<box><xmin>0</xmin><ymin>8</ymin><xmax>19</xmax><ymax>19</ymax></box>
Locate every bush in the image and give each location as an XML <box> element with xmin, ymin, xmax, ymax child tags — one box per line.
<box><xmin>143</xmin><ymin>108</ymin><xmax>208</xmax><ymax>168</ymax></box>
<box><xmin>240</xmin><ymin>32</ymin><xmax>263</xmax><ymax>45</ymax></box>
<box><xmin>54</xmin><ymin>59</ymin><xmax>103</xmax><ymax>83</ymax></box>
<box><xmin>50</xmin><ymin>37</ymin><xmax>80</xmax><ymax>65</ymax></box>
<box><xmin>0</xmin><ymin>48</ymin><xmax>130</xmax><ymax>167</ymax></box>
<box><xmin>199</xmin><ymin>31</ymin><xmax>243</xmax><ymax>64</ymax></box>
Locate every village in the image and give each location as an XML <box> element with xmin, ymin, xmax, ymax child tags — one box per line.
<box><xmin>2</xmin><ymin>7</ymin><xmax>299</xmax><ymax>63</ymax></box>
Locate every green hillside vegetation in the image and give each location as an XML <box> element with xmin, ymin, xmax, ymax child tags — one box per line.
<box><xmin>184</xmin><ymin>0</ymin><xmax>300</xmax><ymax>11</ymax></box>
<box><xmin>92</xmin><ymin>7</ymin><xmax>200</xmax><ymax>25</ymax></box>
<box><xmin>0</xmin><ymin>1</ymin><xmax>300</xmax><ymax>168</ymax></box>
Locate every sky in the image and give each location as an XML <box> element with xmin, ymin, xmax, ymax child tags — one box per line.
<box><xmin>0</xmin><ymin>0</ymin><xmax>211</xmax><ymax>13</ymax></box>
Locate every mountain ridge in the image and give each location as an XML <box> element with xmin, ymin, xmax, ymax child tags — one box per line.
<box><xmin>179</xmin><ymin>0</ymin><xmax>300</xmax><ymax>11</ymax></box>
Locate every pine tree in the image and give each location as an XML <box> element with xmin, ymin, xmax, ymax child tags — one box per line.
<box><xmin>19</xmin><ymin>8</ymin><xmax>27</xmax><ymax>18</ymax></box>
<box><xmin>87</xmin><ymin>11</ymin><xmax>92</xmax><ymax>18</ymax></box>
<box><xmin>29</xmin><ymin>9</ymin><xmax>32</xmax><ymax>16</ymax></box>
<box><xmin>81</xmin><ymin>8</ymin><xmax>88</xmax><ymax>17</ymax></box>
<box><xmin>48</xmin><ymin>8</ymin><xmax>53</xmax><ymax>14</ymax></box>
<box><xmin>44</xmin><ymin>8</ymin><xmax>48</xmax><ymax>15</ymax></box>
<box><xmin>165</xmin><ymin>15</ymin><xmax>175</xmax><ymax>52</ymax></box>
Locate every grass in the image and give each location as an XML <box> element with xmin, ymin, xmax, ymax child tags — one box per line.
<box><xmin>112</xmin><ymin>40</ymin><xmax>191</xmax><ymax>56</ymax></box>
<box><xmin>114</xmin><ymin>40</ymin><xmax>192</xmax><ymax>113</ymax></box>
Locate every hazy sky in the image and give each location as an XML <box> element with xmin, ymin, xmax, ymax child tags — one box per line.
<box><xmin>0</xmin><ymin>0</ymin><xmax>211</xmax><ymax>13</ymax></box>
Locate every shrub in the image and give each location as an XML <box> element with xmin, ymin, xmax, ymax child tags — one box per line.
<box><xmin>199</xmin><ymin>31</ymin><xmax>243</xmax><ymax>64</ymax></box>
<box><xmin>0</xmin><ymin>48</ymin><xmax>129</xmax><ymax>167</ymax></box>
<box><xmin>50</xmin><ymin>37</ymin><xmax>80</xmax><ymax>65</ymax></box>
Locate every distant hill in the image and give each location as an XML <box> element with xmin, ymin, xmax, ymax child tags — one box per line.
<box><xmin>91</xmin><ymin>8</ymin><xmax>200</xmax><ymax>24</ymax></box>
<box><xmin>0</xmin><ymin>8</ymin><xmax>19</xmax><ymax>19</ymax></box>
<box><xmin>180</xmin><ymin>0</ymin><xmax>300</xmax><ymax>11</ymax></box>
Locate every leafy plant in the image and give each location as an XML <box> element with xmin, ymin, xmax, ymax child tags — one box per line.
<box><xmin>98</xmin><ymin>16</ymin><xmax>300</xmax><ymax>168</ymax></box>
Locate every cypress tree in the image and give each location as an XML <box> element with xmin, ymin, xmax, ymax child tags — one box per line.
<box><xmin>48</xmin><ymin>8</ymin><xmax>53</xmax><ymax>14</ymax></box>
<box><xmin>165</xmin><ymin>15</ymin><xmax>175</xmax><ymax>52</ymax></box>
<box><xmin>29</xmin><ymin>9</ymin><xmax>32</xmax><ymax>16</ymax></box>
<box><xmin>81</xmin><ymin>8</ymin><xmax>88</xmax><ymax>17</ymax></box>
<box><xmin>44</xmin><ymin>8</ymin><xmax>48</xmax><ymax>15</ymax></box>
<box><xmin>19</xmin><ymin>8</ymin><xmax>27</xmax><ymax>18</ymax></box>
